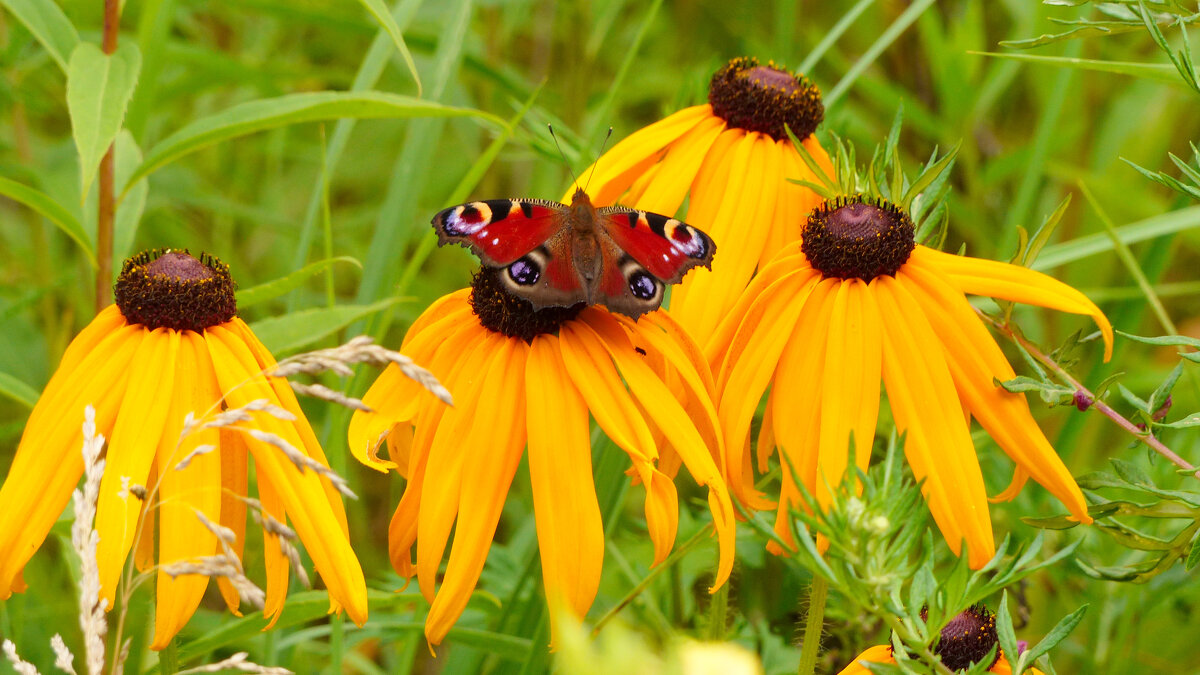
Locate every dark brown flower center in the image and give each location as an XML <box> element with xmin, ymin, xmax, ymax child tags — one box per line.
<box><xmin>708</xmin><ymin>57</ymin><xmax>824</xmax><ymax>141</ymax></box>
<box><xmin>114</xmin><ymin>249</ymin><xmax>237</xmax><ymax>331</ymax></box>
<box><xmin>469</xmin><ymin>267</ymin><xmax>583</xmax><ymax>342</ymax></box>
<box><xmin>801</xmin><ymin>196</ymin><xmax>915</xmax><ymax>281</ymax></box>
<box><xmin>932</xmin><ymin>605</ymin><xmax>1001</xmax><ymax>671</ymax></box>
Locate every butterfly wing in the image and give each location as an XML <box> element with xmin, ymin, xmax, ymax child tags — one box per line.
<box><xmin>432</xmin><ymin>198</ymin><xmax>590</xmax><ymax>310</ymax></box>
<box><xmin>432</xmin><ymin>199</ymin><xmax>565</xmax><ymax>266</ymax></box>
<box><xmin>591</xmin><ymin>206</ymin><xmax>716</xmax><ymax>318</ymax></box>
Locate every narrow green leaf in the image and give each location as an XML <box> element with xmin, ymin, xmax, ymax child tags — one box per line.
<box><xmin>1033</xmin><ymin>205</ymin><xmax>1200</xmax><ymax>270</ymax></box>
<box><xmin>1110</xmin><ymin>458</ymin><xmax>1153</xmax><ymax>486</ymax></box>
<box><xmin>1148</xmin><ymin>362</ymin><xmax>1183</xmax><ymax>412</ymax></box>
<box><xmin>0</xmin><ymin>0</ymin><xmax>80</xmax><ymax>71</ymax></box>
<box><xmin>0</xmin><ymin>176</ymin><xmax>96</xmax><ymax>267</ymax></box>
<box><xmin>125</xmin><ymin>92</ymin><xmax>503</xmax><ymax>193</ymax></box>
<box><xmin>1019</xmin><ymin>514</ymin><xmax>1083</xmax><ymax>530</ymax></box>
<box><xmin>248</xmin><ymin>298</ymin><xmax>402</xmax><ymax>354</ymax></box>
<box><xmin>1159</xmin><ymin>412</ymin><xmax>1200</xmax><ymax>429</ymax></box>
<box><xmin>1186</xmin><ymin>535</ymin><xmax>1200</xmax><ymax>570</ymax></box>
<box><xmin>996</xmin><ymin>592</ymin><xmax>1023</xmax><ymax>675</ymax></box>
<box><xmin>1116</xmin><ymin>329</ymin><xmax>1200</xmax><ymax>350</ymax></box>
<box><xmin>1023</xmin><ymin>605</ymin><xmax>1088</xmax><ymax>668</ymax></box>
<box><xmin>0</xmin><ymin>371</ymin><xmax>38</xmax><ymax>409</ymax></box>
<box><xmin>355</xmin><ymin>0</ymin><xmax>422</xmax><ymax>96</ymax></box>
<box><xmin>236</xmin><ymin>257</ymin><xmax>362</xmax><ymax>308</ymax></box>
<box><xmin>969</xmin><ymin>51</ymin><xmax>1182</xmax><ymax>83</ymax></box>
<box><xmin>826</xmin><ymin>0</ymin><xmax>936</xmax><ymax>105</ymax></box>
<box><xmin>1075</xmin><ymin>471</ymin><xmax>1129</xmax><ymax>490</ymax></box>
<box><xmin>66</xmin><ymin>41</ymin><xmax>142</xmax><ymax>199</ymax></box>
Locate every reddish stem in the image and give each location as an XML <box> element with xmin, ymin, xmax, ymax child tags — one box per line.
<box><xmin>94</xmin><ymin>0</ymin><xmax>120</xmax><ymax>313</ymax></box>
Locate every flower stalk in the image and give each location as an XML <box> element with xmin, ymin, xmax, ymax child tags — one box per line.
<box><xmin>95</xmin><ymin>0</ymin><xmax>120</xmax><ymax>313</ymax></box>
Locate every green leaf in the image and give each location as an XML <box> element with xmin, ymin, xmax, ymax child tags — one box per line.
<box><xmin>969</xmin><ymin>50</ymin><xmax>1182</xmax><ymax>83</ymax></box>
<box><xmin>1186</xmin><ymin>535</ymin><xmax>1200</xmax><ymax>571</ymax></box>
<box><xmin>1111</xmin><ymin>458</ymin><xmax>1153</xmax><ymax>486</ymax></box>
<box><xmin>236</xmin><ymin>257</ymin><xmax>362</xmax><ymax>308</ymax></box>
<box><xmin>1159</xmin><ymin>412</ymin><xmax>1200</xmax><ymax>429</ymax></box>
<box><xmin>1023</xmin><ymin>605</ymin><xmax>1088</xmax><ymax>668</ymax></box>
<box><xmin>0</xmin><ymin>0</ymin><xmax>80</xmax><ymax>71</ymax></box>
<box><xmin>0</xmin><ymin>176</ymin><xmax>96</xmax><ymax>268</ymax></box>
<box><xmin>0</xmin><ymin>370</ymin><xmax>38</xmax><ymax>409</ymax></box>
<box><xmin>66</xmin><ymin>41</ymin><xmax>142</xmax><ymax>200</ymax></box>
<box><xmin>1148</xmin><ymin>362</ymin><xmax>1183</xmax><ymax>413</ymax></box>
<box><xmin>1034</xmin><ymin>205</ymin><xmax>1200</xmax><ymax>270</ymax></box>
<box><xmin>125</xmin><ymin>92</ymin><xmax>503</xmax><ymax>194</ymax></box>
<box><xmin>355</xmin><ymin>0</ymin><xmax>421</xmax><ymax>96</ymax></box>
<box><xmin>996</xmin><ymin>592</ymin><xmax>1023</xmax><ymax>675</ymax></box>
<box><xmin>1075</xmin><ymin>471</ymin><xmax>1129</xmax><ymax>490</ymax></box>
<box><xmin>1020</xmin><ymin>514</ymin><xmax>1083</xmax><ymax>530</ymax></box>
<box><xmin>248</xmin><ymin>298</ymin><xmax>402</xmax><ymax>354</ymax></box>
<box><xmin>1117</xmin><ymin>329</ymin><xmax>1200</xmax><ymax>351</ymax></box>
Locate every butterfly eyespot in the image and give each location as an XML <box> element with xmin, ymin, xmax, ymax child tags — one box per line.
<box><xmin>629</xmin><ymin>271</ymin><xmax>658</xmax><ymax>300</ymax></box>
<box><xmin>508</xmin><ymin>257</ymin><xmax>541</xmax><ymax>285</ymax></box>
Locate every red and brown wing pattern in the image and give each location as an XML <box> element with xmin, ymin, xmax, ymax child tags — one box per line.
<box><xmin>432</xmin><ymin>199</ymin><xmax>564</xmax><ymax>266</ymax></box>
<box><xmin>597</xmin><ymin>206</ymin><xmax>716</xmax><ymax>284</ymax></box>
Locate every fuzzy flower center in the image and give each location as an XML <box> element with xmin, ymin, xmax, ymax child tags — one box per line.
<box><xmin>801</xmin><ymin>196</ymin><xmax>915</xmax><ymax>281</ymax></box>
<box><xmin>708</xmin><ymin>57</ymin><xmax>824</xmax><ymax>141</ymax></box>
<box><xmin>932</xmin><ymin>605</ymin><xmax>1001</xmax><ymax>671</ymax></box>
<box><xmin>115</xmin><ymin>249</ymin><xmax>237</xmax><ymax>331</ymax></box>
<box><xmin>469</xmin><ymin>267</ymin><xmax>583</xmax><ymax>342</ymax></box>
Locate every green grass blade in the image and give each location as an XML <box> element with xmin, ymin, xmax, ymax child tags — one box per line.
<box><xmin>584</xmin><ymin>0</ymin><xmax>663</xmax><ymax>150</ymax></box>
<box><xmin>356</xmin><ymin>0</ymin><xmax>422</xmax><ymax>96</ymax></box>
<box><xmin>66</xmin><ymin>41</ymin><xmax>142</xmax><ymax>200</ymax></box>
<box><xmin>969</xmin><ymin>50</ymin><xmax>1182</xmax><ymax>83</ymax></box>
<box><xmin>825</xmin><ymin>0</ymin><xmax>935</xmax><ymax>105</ymax></box>
<box><xmin>236</xmin><ymin>256</ymin><xmax>362</xmax><ymax>308</ymax></box>
<box><xmin>248</xmin><ymin>297</ymin><xmax>403</xmax><ymax>354</ymax></box>
<box><xmin>798</xmin><ymin>0</ymin><xmax>874</xmax><ymax>74</ymax></box>
<box><xmin>0</xmin><ymin>371</ymin><xmax>38</xmax><ymax>408</ymax></box>
<box><xmin>123</xmin><ymin>91</ymin><xmax>502</xmax><ymax>194</ymax></box>
<box><xmin>0</xmin><ymin>176</ymin><xmax>96</xmax><ymax>268</ymax></box>
<box><xmin>1032</xmin><ymin>204</ymin><xmax>1200</xmax><ymax>270</ymax></box>
<box><xmin>0</xmin><ymin>0</ymin><xmax>79</xmax><ymax>72</ymax></box>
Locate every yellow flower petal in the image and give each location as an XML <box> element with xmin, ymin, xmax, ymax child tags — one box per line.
<box><xmin>626</xmin><ymin>113</ymin><xmax>727</xmax><ymax>215</ymax></box>
<box><xmin>912</xmin><ymin>246</ymin><xmax>1113</xmax><ymax>360</ymax></box>
<box><xmin>900</xmin><ymin>263</ymin><xmax>1090</xmax><ymax>522</ymax></box>
<box><xmin>576</xmin><ymin>105</ymin><xmax>713</xmax><ymax>205</ymax></box>
<box><xmin>876</xmin><ymin>277</ymin><xmax>994</xmax><ymax>568</ymax></box>
<box><xmin>426</xmin><ymin>339</ymin><xmax>529</xmax><ymax>647</ymax></box>
<box><xmin>256</xmin><ymin>459</ymin><xmax>291</xmax><ymax>628</ymax></box>
<box><xmin>95</xmin><ymin>328</ymin><xmax>181</xmax><ymax>608</ymax></box>
<box><xmin>216</xmin><ymin>428</ymin><xmax>249</xmax><ymax>616</ymax></box>
<box><xmin>835</xmin><ymin>645</ymin><xmax>897</xmax><ymax>674</ymax></box>
<box><xmin>685</xmin><ymin>128</ymin><xmax>745</xmax><ymax>227</ymax></box>
<box><xmin>152</xmin><ymin>330</ymin><xmax>223</xmax><ymax>649</ymax></box>
<box><xmin>525</xmin><ymin>336</ymin><xmax>604</xmax><ymax>624</ymax></box>
<box><xmin>643</xmin><ymin>467</ymin><xmax>680</xmax><ymax>566</ymax></box>
<box><xmin>0</xmin><ymin>322</ymin><xmax>143</xmax><ymax>595</ymax></box>
<box><xmin>205</xmin><ymin>325</ymin><xmax>368</xmax><ymax>625</ymax></box>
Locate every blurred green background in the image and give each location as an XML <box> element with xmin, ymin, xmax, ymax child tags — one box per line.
<box><xmin>1</xmin><ymin>0</ymin><xmax>1199</xmax><ymax>673</ymax></box>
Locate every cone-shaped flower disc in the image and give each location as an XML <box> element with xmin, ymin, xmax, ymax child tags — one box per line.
<box><xmin>348</xmin><ymin>269</ymin><xmax>735</xmax><ymax>647</ymax></box>
<box><xmin>566</xmin><ymin>57</ymin><xmax>834</xmax><ymax>346</ymax></box>
<box><xmin>711</xmin><ymin>197</ymin><xmax>1112</xmax><ymax>568</ymax></box>
<box><xmin>0</xmin><ymin>250</ymin><xmax>368</xmax><ymax>648</ymax></box>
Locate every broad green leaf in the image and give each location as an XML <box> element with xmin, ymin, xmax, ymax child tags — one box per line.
<box><xmin>1111</xmin><ymin>458</ymin><xmax>1152</xmax><ymax>486</ymax></box>
<box><xmin>0</xmin><ymin>176</ymin><xmax>96</xmax><ymax>267</ymax></box>
<box><xmin>0</xmin><ymin>371</ymin><xmax>38</xmax><ymax>409</ymax></box>
<box><xmin>0</xmin><ymin>0</ymin><xmax>79</xmax><ymax>71</ymax></box>
<box><xmin>355</xmin><ymin>0</ymin><xmax>422</xmax><ymax>96</ymax></box>
<box><xmin>970</xmin><ymin>51</ymin><xmax>1182</xmax><ymax>83</ymax></box>
<box><xmin>124</xmin><ymin>92</ymin><xmax>503</xmax><ymax>194</ymax></box>
<box><xmin>248</xmin><ymin>298</ymin><xmax>402</xmax><ymax>354</ymax></box>
<box><xmin>66</xmin><ymin>41</ymin><xmax>142</xmax><ymax>199</ymax></box>
<box><xmin>112</xmin><ymin>130</ymin><xmax>147</xmax><ymax>266</ymax></box>
<box><xmin>236</xmin><ymin>257</ymin><xmax>362</xmax><ymax>308</ymax></box>
<box><xmin>1033</xmin><ymin>205</ymin><xmax>1200</xmax><ymax>270</ymax></box>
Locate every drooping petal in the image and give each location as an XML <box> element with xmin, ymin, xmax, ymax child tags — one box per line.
<box><xmin>256</xmin><ymin>460</ymin><xmax>290</xmax><ymax>628</ymax></box>
<box><xmin>525</xmin><ymin>336</ymin><xmax>604</xmax><ymax>625</ymax></box>
<box><xmin>575</xmin><ymin>311</ymin><xmax>735</xmax><ymax>589</ymax></box>
<box><xmin>911</xmin><ymin>246</ymin><xmax>1113</xmax><ymax>360</ymax></box>
<box><xmin>95</xmin><ymin>328</ymin><xmax>180</xmax><ymax>608</ymax></box>
<box><xmin>425</xmin><ymin>339</ymin><xmax>528</xmax><ymax>647</ymax></box>
<box><xmin>643</xmin><ymin>467</ymin><xmax>680</xmax><ymax>566</ymax></box>
<box><xmin>900</xmin><ymin>263</ymin><xmax>1090</xmax><ymax>522</ymax></box>
<box><xmin>205</xmin><ymin>325</ymin><xmax>368</xmax><ymax>625</ymax></box>
<box><xmin>578</xmin><ymin>105</ymin><xmax>714</xmax><ymax>206</ymax></box>
<box><xmin>216</xmin><ymin>428</ymin><xmax>249</xmax><ymax>615</ymax></box>
<box><xmin>875</xmin><ymin>277</ymin><xmax>994</xmax><ymax>568</ymax></box>
<box><xmin>0</xmin><ymin>322</ymin><xmax>144</xmax><ymax>595</ymax></box>
<box><xmin>152</xmin><ymin>330</ymin><xmax>223</xmax><ymax>649</ymax></box>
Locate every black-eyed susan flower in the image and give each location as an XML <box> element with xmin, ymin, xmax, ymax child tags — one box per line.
<box><xmin>711</xmin><ymin>194</ymin><xmax>1113</xmax><ymax>568</ymax></box>
<box><xmin>837</xmin><ymin>605</ymin><xmax>1042</xmax><ymax>675</ymax></box>
<box><xmin>0</xmin><ymin>249</ymin><xmax>367</xmax><ymax>648</ymax></box>
<box><xmin>347</xmin><ymin>268</ymin><xmax>735</xmax><ymax>646</ymax></box>
<box><xmin>566</xmin><ymin>57</ymin><xmax>834</xmax><ymax>344</ymax></box>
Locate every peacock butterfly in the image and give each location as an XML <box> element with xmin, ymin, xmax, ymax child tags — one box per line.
<box><xmin>431</xmin><ymin>187</ymin><xmax>716</xmax><ymax>318</ymax></box>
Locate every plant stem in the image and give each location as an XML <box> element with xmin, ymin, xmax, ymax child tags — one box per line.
<box><xmin>159</xmin><ymin>639</ymin><xmax>178</xmax><ymax>675</ymax></box>
<box><xmin>95</xmin><ymin>0</ymin><xmax>120</xmax><ymax>313</ymax></box>
<box><xmin>330</xmin><ymin>613</ymin><xmax>344</xmax><ymax>672</ymax></box>
<box><xmin>980</xmin><ymin>310</ymin><xmax>1200</xmax><ymax>479</ymax></box>
<box><xmin>797</xmin><ymin>576</ymin><xmax>828</xmax><ymax>675</ymax></box>
<box><xmin>706</xmin><ymin>580</ymin><xmax>729</xmax><ymax>641</ymax></box>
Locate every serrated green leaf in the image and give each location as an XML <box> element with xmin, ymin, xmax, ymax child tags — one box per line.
<box><xmin>355</xmin><ymin>0</ymin><xmax>421</xmax><ymax>96</ymax></box>
<box><xmin>248</xmin><ymin>298</ymin><xmax>403</xmax><ymax>354</ymax></box>
<box><xmin>236</xmin><ymin>257</ymin><xmax>362</xmax><ymax>308</ymax></box>
<box><xmin>0</xmin><ymin>176</ymin><xmax>96</xmax><ymax>268</ymax></box>
<box><xmin>66</xmin><ymin>41</ymin><xmax>142</xmax><ymax>200</ymax></box>
<box><xmin>0</xmin><ymin>0</ymin><xmax>79</xmax><ymax>71</ymax></box>
<box><xmin>0</xmin><ymin>370</ymin><xmax>38</xmax><ymax>409</ymax></box>
<box><xmin>1023</xmin><ymin>605</ymin><xmax>1087</xmax><ymax>667</ymax></box>
<box><xmin>124</xmin><ymin>92</ymin><xmax>504</xmax><ymax>194</ymax></box>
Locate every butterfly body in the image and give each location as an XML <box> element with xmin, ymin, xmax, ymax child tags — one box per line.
<box><xmin>432</xmin><ymin>188</ymin><xmax>715</xmax><ymax>318</ymax></box>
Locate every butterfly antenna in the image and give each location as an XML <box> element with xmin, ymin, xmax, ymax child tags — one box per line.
<box><xmin>583</xmin><ymin>126</ymin><xmax>613</xmax><ymax>193</ymax></box>
<box><xmin>547</xmin><ymin>124</ymin><xmax>581</xmax><ymax>192</ymax></box>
